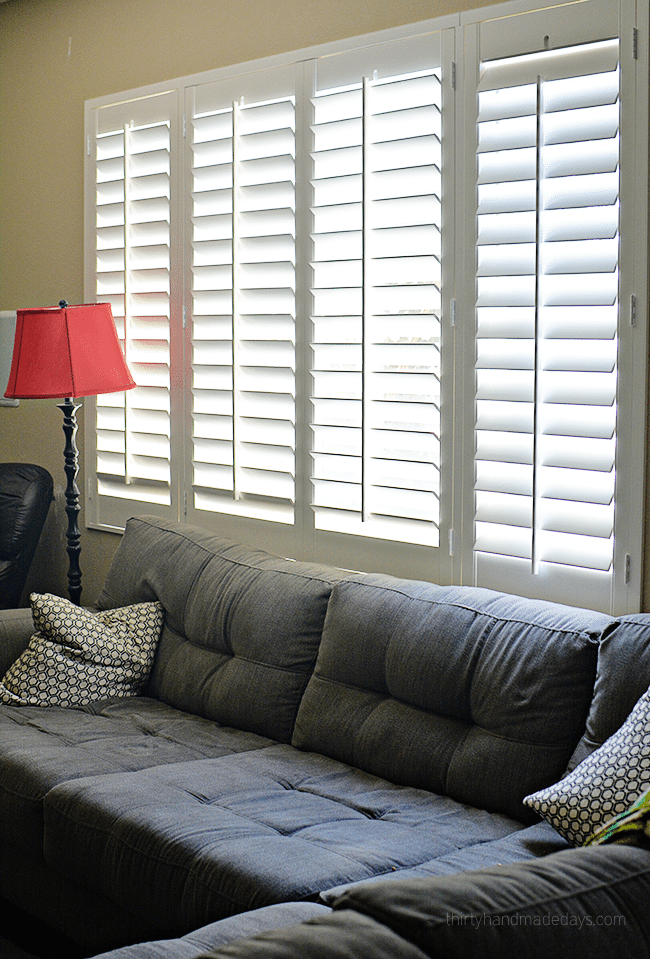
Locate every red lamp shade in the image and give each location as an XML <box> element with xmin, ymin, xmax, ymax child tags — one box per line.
<box><xmin>4</xmin><ymin>302</ymin><xmax>136</xmax><ymax>400</ymax></box>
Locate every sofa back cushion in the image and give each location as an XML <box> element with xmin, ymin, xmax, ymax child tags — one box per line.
<box><xmin>96</xmin><ymin>516</ymin><xmax>343</xmax><ymax>742</ymax></box>
<box><xmin>293</xmin><ymin>576</ymin><xmax>614</xmax><ymax>821</ymax></box>
<box><xmin>567</xmin><ymin>613</ymin><xmax>650</xmax><ymax>771</ymax></box>
<box><xmin>331</xmin><ymin>845</ymin><xmax>650</xmax><ymax>959</ymax></box>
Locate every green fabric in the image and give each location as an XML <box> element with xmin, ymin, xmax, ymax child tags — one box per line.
<box><xmin>586</xmin><ymin>787</ymin><xmax>650</xmax><ymax>848</ymax></box>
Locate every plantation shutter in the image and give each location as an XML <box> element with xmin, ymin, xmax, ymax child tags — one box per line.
<box><xmin>310</xmin><ymin>33</ymin><xmax>445</xmax><ymax>549</ymax></box>
<box><xmin>88</xmin><ymin>90</ymin><xmax>177</xmax><ymax>528</ymax></box>
<box><xmin>469</xmin><ymin>3</ymin><xmax>624</xmax><ymax>609</ymax></box>
<box><xmin>186</xmin><ymin>66</ymin><xmax>297</xmax><ymax>530</ymax></box>
<box><xmin>84</xmin><ymin>0</ymin><xmax>646</xmax><ymax>606</ymax></box>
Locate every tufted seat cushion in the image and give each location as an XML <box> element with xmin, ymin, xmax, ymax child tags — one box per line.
<box><xmin>43</xmin><ymin>744</ymin><xmax>530</xmax><ymax>936</ymax></box>
<box><xmin>0</xmin><ymin>698</ymin><xmax>274</xmax><ymax>857</ymax></box>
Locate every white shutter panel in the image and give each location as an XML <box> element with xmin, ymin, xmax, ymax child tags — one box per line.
<box><xmin>472</xmin><ymin>36</ymin><xmax>621</xmax><ymax>607</ymax></box>
<box><xmin>89</xmin><ymin>91</ymin><xmax>177</xmax><ymax>526</ymax></box>
<box><xmin>311</xmin><ymin>35</ymin><xmax>443</xmax><ymax>548</ymax></box>
<box><xmin>187</xmin><ymin>68</ymin><xmax>296</xmax><ymax>525</ymax></box>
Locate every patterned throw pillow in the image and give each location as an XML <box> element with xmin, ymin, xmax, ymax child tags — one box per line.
<box><xmin>0</xmin><ymin>593</ymin><xmax>164</xmax><ymax>707</ymax></box>
<box><xmin>523</xmin><ymin>686</ymin><xmax>650</xmax><ymax>846</ymax></box>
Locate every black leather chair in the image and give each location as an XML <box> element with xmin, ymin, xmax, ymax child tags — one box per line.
<box><xmin>0</xmin><ymin>463</ymin><xmax>54</xmax><ymax>609</ymax></box>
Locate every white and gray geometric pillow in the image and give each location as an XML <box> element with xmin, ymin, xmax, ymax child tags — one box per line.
<box><xmin>524</xmin><ymin>685</ymin><xmax>650</xmax><ymax>846</ymax></box>
<box><xmin>0</xmin><ymin>593</ymin><xmax>164</xmax><ymax>708</ymax></box>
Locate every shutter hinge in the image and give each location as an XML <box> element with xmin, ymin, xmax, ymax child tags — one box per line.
<box><xmin>451</xmin><ymin>61</ymin><xmax>457</xmax><ymax>90</ymax></box>
<box><xmin>450</xmin><ymin>298</ymin><xmax>456</xmax><ymax>328</ymax></box>
<box><xmin>625</xmin><ymin>553</ymin><xmax>632</xmax><ymax>584</ymax></box>
<box><xmin>86</xmin><ymin>134</ymin><xmax>91</xmax><ymax>157</ymax></box>
<box><xmin>183</xmin><ymin>490</ymin><xmax>188</xmax><ymax>518</ymax></box>
<box><xmin>632</xmin><ymin>27</ymin><xmax>638</xmax><ymax>60</ymax></box>
<box><xmin>448</xmin><ymin>528</ymin><xmax>455</xmax><ymax>556</ymax></box>
<box><xmin>182</xmin><ymin>114</ymin><xmax>187</xmax><ymax>138</ymax></box>
<box><xmin>630</xmin><ymin>294</ymin><xmax>637</xmax><ymax>327</ymax></box>
<box><xmin>182</xmin><ymin>303</ymin><xmax>187</xmax><ymax>328</ymax></box>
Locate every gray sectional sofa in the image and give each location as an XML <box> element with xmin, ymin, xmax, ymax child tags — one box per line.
<box><xmin>0</xmin><ymin>514</ymin><xmax>649</xmax><ymax>958</ymax></box>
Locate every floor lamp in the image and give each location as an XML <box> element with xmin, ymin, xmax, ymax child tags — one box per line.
<box><xmin>4</xmin><ymin>301</ymin><xmax>136</xmax><ymax>605</ymax></box>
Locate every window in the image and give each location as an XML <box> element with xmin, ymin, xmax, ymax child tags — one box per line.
<box><xmin>457</xmin><ymin>0</ymin><xmax>648</xmax><ymax>612</ymax></box>
<box><xmin>310</xmin><ymin>40</ymin><xmax>444</xmax><ymax>552</ymax></box>
<box><xmin>85</xmin><ymin>0</ymin><xmax>647</xmax><ymax>614</ymax></box>
<box><xmin>90</xmin><ymin>91</ymin><xmax>178</xmax><ymax>518</ymax></box>
<box><xmin>186</xmin><ymin>66</ymin><xmax>298</xmax><ymax>526</ymax></box>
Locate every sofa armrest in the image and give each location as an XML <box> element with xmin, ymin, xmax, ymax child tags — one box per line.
<box><xmin>165</xmin><ymin>911</ymin><xmax>429</xmax><ymax>959</ymax></box>
<box><xmin>333</xmin><ymin>844</ymin><xmax>650</xmax><ymax>958</ymax></box>
<box><xmin>0</xmin><ymin>606</ymin><xmax>34</xmax><ymax>676</ymax></box>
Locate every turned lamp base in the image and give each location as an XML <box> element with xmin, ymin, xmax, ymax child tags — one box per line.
<box><xmin>58</xmin><ymin>397</ymin><xmax>83</xmax><ymax>605</ymax></box>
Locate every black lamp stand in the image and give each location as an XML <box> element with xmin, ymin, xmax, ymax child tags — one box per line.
<box><xmin>58</xmin><ymin>396</ymin><xmax>83</xmax><ymax>605</ymax></box>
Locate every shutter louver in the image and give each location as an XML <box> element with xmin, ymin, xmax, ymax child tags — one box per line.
<box><xmin>311</xmin><ymin>65</ymin><xmax>443</xmax><ymax>547</ymax></box>
<box><xmin>84</xmin><ymin>1</ymin><xmax>645</xmax><ymax>611</ymax></box>
<box><xmin>189</xmin><ymin>81</ymin><xmax>296</xmax><ymax>523</ymax></box>
<box><xmin>93</xmin><ymin>94</ymin><xmax>174</xmax><ymax>512</ymax></box>
<box><xmin>473</xmin><ymin>39</ymin><xmax>620</xmax><ymax>602</ymax></box>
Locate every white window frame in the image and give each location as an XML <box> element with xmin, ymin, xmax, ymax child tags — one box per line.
<box><xmin>84</xmin><ymin>0</ymin><xmax>648</xmax><ymax>613</ymax></box>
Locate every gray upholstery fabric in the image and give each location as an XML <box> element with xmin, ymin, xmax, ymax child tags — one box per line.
<box><xmin>333</xmin><ymin>845</ymin><xmax>650</xmax><ymax>958</ymax></box>
<box><xmin>319</xmin><ymin>821</ymin><xmax>570</xmax><ymax>903</ymax></box>
<box><xmin>0</xmin><ymin>515</ymin><xmax>639</xmax><ymax>955</ymax></box>
<box><xmin>44</xmin><ymin>744</ymin><xmax>526</xmax><ymax>935</ymax></box>
<box><xmin>90</xmin><ymin>904</ymin><xmax>331</xmax><ymax>959</ymax></box>
<box><xmin>0</xmin><ymin>840</ymin><xmax>166</xmax><ymax>953</ymax></box>
<box><xmin>0</xmin><ymin>697</ymin><xmax>273</xmax><ymax>856</ymax></box>
<box><xmin>198</xmin><ymin>911</ymin><xmax>431</xmax><ymax>959</ymax></box>
<box><xmin>568</xmin><ymin>614</ymin><xmax>650</xmax><ymax>771</ymax></box>
<box><xmin>86</xmin><ymin>846</ymin><xmax>650</xmax><ymax>959</ymax></box>
<box><xmin>293</xmin><ymin>577</ymin><xmax>611</xmax><ymax>821</ymax></box>
<box><xmin>97</xmin><ymin>516</ymin><xmax>344</xmax><ymax>742</ymax></box>
<box><xmin>0</xmin><ymin>605</ymin><xmax>35</xmax><ymax>675</ymax></box>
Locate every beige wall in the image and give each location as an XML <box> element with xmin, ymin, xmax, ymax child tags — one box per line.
<box><xmin>1</xmin><ymin>0</ymin><xmax>647</xmax><ymax>608</ymax></box>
